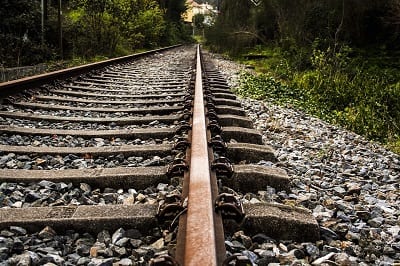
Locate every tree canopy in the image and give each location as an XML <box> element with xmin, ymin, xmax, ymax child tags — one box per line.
<box><xmin>206</xmin><ymin>0</ymin><xmax>400</xmax><ymax>54</ymax></box>
<box><xmin>0</xmin><ymin>0</ymin><xmax>47</xmax><ymax>67</ymax></box>
<box><xmin>205</xmin><ymin>0</ymin><xmax>400</xmax><ymax>153</ymax></box>
<box><xmin>0</xmin><ymin>0</ymin><xmax>190</xmax><ymax>67</ymax></box>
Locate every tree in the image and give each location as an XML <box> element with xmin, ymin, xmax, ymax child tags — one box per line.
<box><xmin>155</xmin><ymin>0</ymin><xmax>192</xmax><ymax>45</ymax></box>
<box><xmin>207</xmin><ymin>0</ymin><xmax>400</xmax><ymax>53</ymax></box>
<box><xmin>384</xmin><ymin>0</ymin><xmax>400</xmax><ymax>47</ymax></box>
<box><xmin>0</xmin><ymin>0</ymin><xmax>54</xmax><ymax>67</ymax></box>
<box><xmin>65</xmin><ymin>0</ymin><xmax>168</xmax><ymax>57</ymax></box>
<box><xmin>1</xmin><ymin>0</ymin><xmax>191</xmax><ymax>65</ymax></box>
<box><xmin>193</xmin><ymin>13</ymin><xmax>205</xmax><ymax>29</ymax></box>
<box><xmin>388</xmin><ymin>0</ymin><xmax>400</xmax><ymax>25</ymax></box>
<box><xmin>205</xmin><ymin>0</ymin><xmax>257</xmax><ymax>54</ymax></box>
<box><xmin>156</xmin><ymin>0</ymin><xmax>186</xmax><ymax>22</ymax></box>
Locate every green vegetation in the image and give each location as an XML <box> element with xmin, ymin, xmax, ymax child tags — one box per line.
<box><xmin>235</xmin><ymin>46</ymin><xmax>400</xmax><ymax>152</ymax></box>
<box><xmin>65</xmin><ymin>0</ymin><xmax>168</xmax><ymax>58</ymax></box>
<box><xmin>205</xmin><ymin>0</ymin><xmax>400</xmax><ymax>153</ymax></box>
<box><xmin>0</xmin><ymin>0</ymin><xmax>192</xmax><ymax>67</ymax></box>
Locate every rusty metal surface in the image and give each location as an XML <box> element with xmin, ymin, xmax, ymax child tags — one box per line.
<box><xmin>182</xmin><ymin>45</ymin><xmax>221</xmax><ymax>266</ymax></box>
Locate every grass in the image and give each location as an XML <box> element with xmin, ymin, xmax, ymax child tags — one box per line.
<box><xmin>234</xmin><ymin>45</ymin><xmax>400</xmax><ymax>154</ymax></box>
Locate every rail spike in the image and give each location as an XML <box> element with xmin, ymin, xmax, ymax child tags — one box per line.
<box><xmin>215</xmin><ymin>193</ymin><xmax>245</xmax><ymax>224</ymax></box>
<box><xmin>211</xmin><ymin>157</ymin><xmax>234</xmax><ymax>179</ymax></box>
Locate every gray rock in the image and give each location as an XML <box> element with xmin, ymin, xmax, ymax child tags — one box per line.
<box><xmin>12</xmin><ymin>238</ymin><xmax>24</xmax><ymax>253</ymax></box>
<box><xmin>88</xmin><ymin>258</ymin><xmax>113</xmax><ymax>266</ymax></box>
<box><xmin>242</xmin><ymin>250</ymin><xmax>258</xmax><ymax>264</ymax></box>
<box><xmin>150</xmin><ymin>238</ymin><xmax>164</xmax><ymax>250</ymax></box>
<box><xmin>0</xmin><ymin>247</ymin><xmax>9</xmax><ymax>261</ymax></box>
<box><xmin>124</xmin><ymin>229</ymin><xmax>141</xmax><ymax>239</ymax></box>
<box><xmin>112</xmin><ymin>246</ymin><xmax>127</xmax><ymax>256</ymax></box>
<box><xmin>304</xmin><ymin>243</ymin><xmax>319</xmax><ymax>259</ymax></box>
<box><xmin>66</xmin><ymin>253</ymin><xmax>81</xmax><ymax>264</ymax></box>
<box><xmin>13</xmin><ymin>252</ymin><xmax>32</xmax><ymax>266</ymax></box>
<box><xmin>9</xmin><ymin>226</ymin><xmax>27</xmax><ymax>236</ymax></box>
<box><xmin>334</xmin><ymin>253</ymin><xmax>358</xmax><ymax>265</ymax></box>
<box><xmin>251</xmin><ymin>233</ymin><xmax>276</xmax><ymax>244</ymax></box>
<box><xmin>111</xmin><ymin>228</ymin><xmax>125</xmax><ymax>244</ymax></box>
<box><xmin>320</xmin><ymin>227</ymin><xmax>339</xmax><ymax>241</ymax></box>
<box><xmin>289</xmin><ymin>248</ymin><xmax>306</xmax><ymax>259</ymax></box>
<box><xmin>103</xmin><ymin>193</ymin><xmax>117</xmax><ymax>203</ymax></box>
<box><xmin>383</xmin><ymin>246</ymin><xmax>396</xmax><ymax>256</ymax></box>
<box><xmin>0</xmin><ymin>230</ymin><xmax>14</xmax><ymax>237</ymax></box>
<box><xmin>16</xmin><ymin>155</ymin><xmax>31</xmax><ymax>163</ymax></box>
<box><xmin>225</xmin><ymin>240</ymin><xmax>246</xmax><ymax>253</ymax></box>
<box><xmin>130</xmin><ymin>239</ymin><xmax>143</xmax><ymax>248</ymax></box>
<box><xmin>80</xmin><ymin>183</ymin><xmax>92</xmax><ymax>193</ymax></box>
<box><xmin>25</xmin><ymin>192</ymin><xmax>41</xmax><ymax>203</ymax></box>
<box><xmin>97</xmin><ymin>247</ymin><xmax>113</xmax><ymax>257</ymax></box>
<box><xmin>115</xmin><ymin>237</ymin><xmax>129</xmax><ymax>247</ymax></box>
<box><xmin>232</xmin><ymin>231</ymin><xmax>252</xmax><ymax>249</ymax></box>
<box><xmin>323</xmin><ymin>245</ymin><xmax>341</xmax><ymax>254</ymax></box>
<box><xmin>132</xmin><ymin>248</ymin><xmax>154</xmax><ymax>261</ymax></box>
<box><xmin>41</xmin><ymin>254</ymin><xmax>65</xmax><ymax>265</ymax></box>
<box><xmin>75</xmin><ymin>236</ymin><xmax>95</xmax><ymax>256</ymax></box>
<box><xmin>156</xmin><ymin>183</ymin><xmax>168</xmax><ymax>191</ymax></box>
<box><xmin>368</xmin><ymin>217</ymin><xmax>384</xmax><ymax>227</ymax></box>
<box><xmin>38</xmin><ymin>226</ymin><xmax>56</xmax><ymax>239</ymax></box>
<box><xmin>97</xmin><ymin>230</ymin><xmax>111</xmax><ymax>245</ymax></box>
<box><xmin>311</xmin><ymin>252</ymin><xmax>335</xmax><ymax>265</ymax></box>
<box><xmin>355</xmin><ymin>211</ymin><xmax>370</xmax><ymax>220</ymax></box>
<box><xmin>114</xmin><ymin>258</ymin><xmax>133</xmax><ymax>266</ymax></box>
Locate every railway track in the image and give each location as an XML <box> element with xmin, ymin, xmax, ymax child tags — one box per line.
<box><xmin>0</xmin><ymin>45</ymin><xmax>319</xmax><ymax>265</ymax></box>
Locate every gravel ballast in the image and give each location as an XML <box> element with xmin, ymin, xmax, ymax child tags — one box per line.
<box><xmin>1</xmin><ymin>47</ymin><xmax>399</xmax><ymax>265</ymax></box>
<box><xmin>208</xmin><ymin>52</ymin><xmax>400</xmax><ymax>265</ymax></box>
<box><xmin>0</xmin><ymin>47</ymin><xmax>193</xmax><ymax>265</ymax></box>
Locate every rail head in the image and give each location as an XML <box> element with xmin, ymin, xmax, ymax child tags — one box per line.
<box><xmin>177</xmin><ymin>45</ymin><xmax>225</xmax><ymax>266</ymax></box>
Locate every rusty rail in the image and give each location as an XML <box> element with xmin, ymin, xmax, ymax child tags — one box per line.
<box><xmin>175</xmin><ymin>45</ymin><xmax>226</xmax><ymax>265</ymax></box>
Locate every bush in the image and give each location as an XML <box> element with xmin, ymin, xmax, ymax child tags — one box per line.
<box><xmin>237</xmin><ymin>44</ymin><xmax>400</xmax><ymax>150</ymax></box>
<box><xmin>235</xmin><ymin>72</ymin><xmax>304</xmax><ymax>103</ymax></box>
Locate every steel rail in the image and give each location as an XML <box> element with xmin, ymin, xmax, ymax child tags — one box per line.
<box><xmin>0</xmin><ymin>45</ymin><xmax>181</xmax><ymax>98</ymax></box>
<box><xmin>177</xmin><ymin>45</ymin><xmax>225</xmax><ymax>265</ymax></box>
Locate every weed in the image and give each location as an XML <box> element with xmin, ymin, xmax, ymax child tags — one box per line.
<box><xmin>236</xmin><ymin>45</ymin><xmax>400</xmax><ymax>154</ymax></box>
